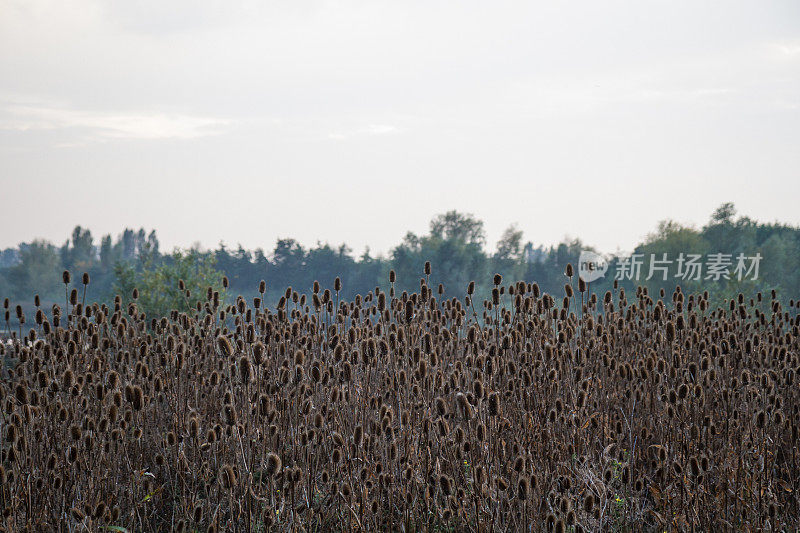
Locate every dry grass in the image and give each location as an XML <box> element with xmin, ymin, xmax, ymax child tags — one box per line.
<box><xmin>1</xmin><ymin>267</ymin><xmax>799</xmax><ymax>532</ymax></box>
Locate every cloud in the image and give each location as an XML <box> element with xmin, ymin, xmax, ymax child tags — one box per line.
<box><xmin>328</xmin><ymin>123</ymin><xmax>399</xmax><ymax>141</ymax></box>
<box><xmin>0</xmin><ymin>99</ymin><xmax>233</xmax><ymax>141</ymax></box>
<box><xmin>634</xmin><ymin>87</ymin><xmax>734</xmax><ymax>103</ymax></box>
<box><xmin>363</xmin><ymin>124</ymin><xmax>397</xmax><ymax>135</ymax></box>
<box><xmin>770</xmin><ymin>41</ymin><xmax>800</xmax><ymax>57</ymax></box>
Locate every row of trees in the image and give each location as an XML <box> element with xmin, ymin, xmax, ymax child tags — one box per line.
<box><xmin>0</xmin><ymin>227</ymin><xmax>158</xmax><ymax>300</ymax></box>
<box><xmin>2</xmin><ymin>203</ymin><xmax>799</xmax><ymax>323</ymax></box>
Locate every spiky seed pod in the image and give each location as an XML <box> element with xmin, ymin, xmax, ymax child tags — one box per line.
<box><xmin>15</xmin><ymin>384</ymin><xmax>28</xmax><ymax>405</ymax></box>
<box><xmin>92</xmin><ymin>502</ymin><xmax>106</xmax><ymax>520</ymax></box>
<box><xmin>476</xmin><ymin>422</ymin><xmax>486</xmax><ymax>442</ymax></box>
<box><xmin>191</xmin><ymin>503</ymin><xmax>203</xmax><ymax>523</ymax></box>
<box><xmin>666</xmin><ymin>321</ymin><xmax>675</xmax><ymax>342</ymax></box>
<box><xmin>435</xmin><ymin>397</ymin><xmax>447</xmax><ymax>416</ymax></box>
<box><xmin>217</xmin><ymin>335</ymin><xmax>233</xmax><ymax>357</ymax></box>
<box><xmin>496</xmin><ymin>477</ymin><xmax>508</xmax><ymax>492</ymax></box>
<box><xmin>132</xmin><ymin>386</ymin><xmax>144</xmax><ymax>411</ymax></box>
<box><xmin>488</xmin><ymin>392</ymin><xmax>500</xmax><ymax>417</ymax></box>
<box><xmin>583</xmin><ymin>493</ymin><xmax>595</xmax><ymax>512</ymax></box>
<box><xmin>265</xmin><ymin>452</ymin><xmax>282</xmax><ymax>477</ymax></box>
<box><xmin>219</xmin><ymin>464</ymin><xmax>236</xmax><ymax>489</ymax></box>
<box><xmin>473</xmin><ymin>379</ymin><xmax>484</xmax><ymax>399</ymax></box>
<box><xmin>439</xmin><ymin>475</ymin><xmax>452</xmax><ymax>495</ymax></box>
<box><xmin>518</xmin><ymin>477</ymin><xmax>530</xmax><ymax>500</ymax></box>
<box><xmin>63</xmin><ymin>271</ymin><xmax>71</xmax><ymax>284</ymax></box>
<box><xmin>456</xmin><ymin>392</ymin><xmax>473</xmax><ymax>419</ymax></box>
<box><xmin>222</xmin><ymin>404</ymin><xmax>237</xmax><ymax>426</ymax></box>
<box><xmin>253</xmin><ymin>342</ymin><xmax>265</xmax><ymax>366</ymax></box>
<box><xmin>239</xmin><ymin>356</ymin><xmax>252</xmax><ymax>383</ymax></box>
<box><xmin>405</xmin><ymin>300</ymin><xmax>414</xmax><ymax>322</ymax></box>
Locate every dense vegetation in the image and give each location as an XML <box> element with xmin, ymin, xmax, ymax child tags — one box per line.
<box><xmin>1</xmin><ymin>265</ymin><xmax>799</xmax><ymax>531</ymax></box>
<box><xmin>2</xmin><ymin>203</ymin><xmax>799</xmax><ymax>327</ymax></box>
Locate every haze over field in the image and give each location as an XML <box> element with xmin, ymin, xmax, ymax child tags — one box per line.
<box><xmin>1</xmin><ymin>0</ymin><xmax>799</xmax><ymax>255</ymax></box>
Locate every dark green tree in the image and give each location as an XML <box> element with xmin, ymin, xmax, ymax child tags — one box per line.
<box><xmin>114</xmin><ymin>250</ymin><xmax>223</xmax><ymax>320</ymax></box>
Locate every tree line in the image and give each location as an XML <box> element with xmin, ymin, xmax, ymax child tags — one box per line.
<box><xmin>2</xmin><ymin>203</ymin><xmax>799</xmax><ymax>325</ymax></box>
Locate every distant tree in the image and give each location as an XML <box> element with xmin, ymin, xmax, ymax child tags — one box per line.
<box><xmin>0</xmin><ymin>270</ymin><xmax>12</xmax><ymax>301</ymax></box>
<box><xmin>430</xmin><ymin>210</ymin><xmax>486</xmax><ymax>246</ymax></box>
<box><xmin>253</xmin><ymin>248</ymin><xmax>268</xmax><ymax>266</ymax></box>
<box><xmin>636</xmin><ymin>220</ymin><xmax>709</xmax><ymax>294</ymax></box>
<box><xmin>7</xmin><ymin>240</ymin><xmax>62</xmax><ymax>298</ymax></box>
<box><xmin>492</xmin><ymin>224</ymin><xmax>525</xmax><ymax>283</ymax></box>
<box><xmin>711</xmin><ymin>202</ymin><xmax>736</xmax><ymax>224</ymax></box>
<box><xmin>121</xmin><ymin>229</ymin><xmax>136</xmax><ymax>260</ymax></box>
<box><xmin>495</xmin><ymin>224</ymin><xmax>523</xmax><ymax>261</ymax></box>
<box><xmin>392</xmin><ymin>211</ymin><xmax>489</xmax><ymax>295</ymax></box>
<box><xmin>60</xmin><ymin>226</ymin><xmax>95</xmax><ymax>272</ymax></box>
<box><xmin>135</xmin><ymin>229</ymin><xmax>146</xmax><ymax>257</ymax></box>
<box><xmin>146</xmin><ymin>230</ymin><xmax>160</xmax><ymax>257</ymax></box>
<box><xmin>759</xmin><ymin>232</ymin><xmax>799</xmax><ymax>296</ymax></box>
<box><xmin>0</xmin><ymin>248</ymin><xmax>20</xmax><ymax>269</ymax></box>
<box><xmin>114</xmin><ymin>250</ymin><xmax>223</xmax><ymax>320</ymax></box>
<box><xmin>100</xmin><ymin>235</ymin><xmax>114</xmax><ymax>269</ymax></box>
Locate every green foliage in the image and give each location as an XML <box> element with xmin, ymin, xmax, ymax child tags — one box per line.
<box><xmin>629</xmin><ymin>210</ymin><xmax>800</xmax><ymax>307</ymax></box>
<box><xmin>391</xmin><ymin>215</ymin><xmax>489</xmax><ymax>297</ymax></box>
<box><xmin>6</xmin><ymin>240</ymin><xmax>62</xmax><ymax>298</ymax></box>
<box><xmin>113</xmin><ymin>250</ymin><xmax>223</xmax><ymax>320</ymax></box>
<box><xmin>2</xmin><ymin>203</ymin><xmax>799</xmax><ymax>322</ymax></box>
<box><xmin>60</xmin><ymin>226</ymin><xmax>95</xmax><ymax>272</ymax></box>
<box><xmin>429</xmin><ymin>210</ymin><xmax>486</xmax><ymax>246</ymax></box>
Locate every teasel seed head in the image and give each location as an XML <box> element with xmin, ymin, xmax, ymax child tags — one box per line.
<box><xmin>70</xmin><ymin>507</ymin><xmax>85</xmax><ymax>521</ymax></box>
<box><xmin>755</xmin><ymin>410</ymin><xmax>766</xmax><ymax>429</ymax></box>
<box><xmin>239</xmin><ymin>355</ymin><xmax>252</xmax><ymax>383</ymax></box>
<box><xmin>517</xmin><ymin>477</ymin><xmax>530</xmax><ymax>500</ymax></box>
<box><xmin>219</xmin><ymin>464</ymin><xmax>236</xmax><ymax>489</ymax></box>
<box><xmin>488</xmin><ymin>391</ymin><xmax>500</xmax><ymax>417</ymax></box>
<box><xmin>215</xmin><ymin>335</ymin><xmax>233</xmax><ymax>357</ymax></box>
<box><xmin>266</xmin><ymin>452</ymin><xmax>282</xmax><ymax>477</ymax></box>
<box><xmin>132</xmin><ymin>386</ymin><xmax>144</xmax><ymax>411</ymax></box>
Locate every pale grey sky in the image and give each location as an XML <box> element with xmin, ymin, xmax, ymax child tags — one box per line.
<box><xmin>1</xmin><ymin>0</ymin><xmax>799</xmax><ymax>256</ymax></box>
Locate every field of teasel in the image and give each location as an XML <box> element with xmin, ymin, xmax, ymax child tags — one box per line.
<box><xmin>1</xmin><ymin>265</ymin><xmax>800</xmax><ymax>532</ymax></box>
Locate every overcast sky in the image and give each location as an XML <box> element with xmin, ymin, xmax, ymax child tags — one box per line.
<box><xmin>1</xmin><ymin>0</ymin><xmax>799</xmax><ymax>256</ymax></box>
